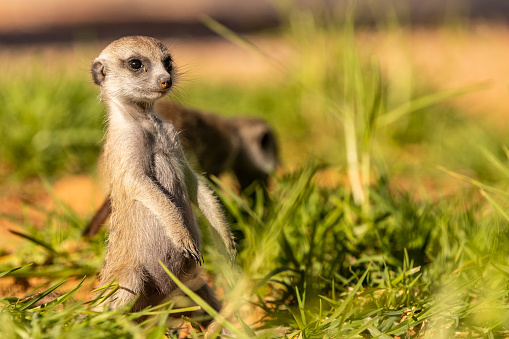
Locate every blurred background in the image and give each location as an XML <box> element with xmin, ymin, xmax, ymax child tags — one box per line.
<box><xmin>1</xmin><ymin>1</ymin><xmax>509</xmax><ymax>247</ymax></box>
<box><xmin>1</xmin><ymin>1</ymin><xmax>509</xmax><ymax>336</ymax></box>
<box><xmin>2</xmin><ymin>0</ymin><xmax>509</xmax><ymax>44</ymax></box>
<box><xmin>1</xmin><ymin>0</ymin><xmax>509</xmax><ymax>248</ymax></box>
<box><xmin>3</xmin><ymin>4</ymin><xmax>508</xmax><ymax>180</ymax></box>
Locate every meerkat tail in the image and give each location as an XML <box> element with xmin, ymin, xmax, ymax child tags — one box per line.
<box><xmin>83</xmin><ymin>197</ymin><xmax>111</xmax><ymax>237</ymax></box>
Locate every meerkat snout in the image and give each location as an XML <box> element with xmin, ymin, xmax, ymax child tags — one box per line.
<box><xmin>158</xmin><ymin>76</ymin><xmax>172</xmax><ymax>89</ymax></box>
<box><xmin>229</xmin><ymin>116</ymin><xmax>279</xmax><ymax>189</ymax></box>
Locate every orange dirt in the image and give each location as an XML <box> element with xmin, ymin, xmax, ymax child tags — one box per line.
<box><xmin>364</xmin><ymin>23</ymin><xmax>509</xmax><ymax>127</ymax></box>
<box><xmin>0</xmin><ymin>175</ymin><xmax>105</xmax><ymax>253</ymax></box>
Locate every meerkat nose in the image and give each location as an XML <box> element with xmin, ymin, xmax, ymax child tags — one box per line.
<box><xmin>158</xmin><ymin>76</ymin><xmax>172</xmax><ymax>89</ymax></box>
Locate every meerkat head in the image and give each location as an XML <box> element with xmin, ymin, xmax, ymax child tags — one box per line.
<box><xmin>91</xmin><ymin>36</ymin><xmax>176</xmax><ymax>104</ymax></box>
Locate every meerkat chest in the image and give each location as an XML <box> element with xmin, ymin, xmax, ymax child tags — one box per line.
<box><xmin>149</xmin><ymin>121</ymin><xmax>186</xmax><ymax>184</ymax></box>
<box><xmin>150</xmin><ymin>120</ymin><xmax>183</xmax><ymax>159</ymax></box>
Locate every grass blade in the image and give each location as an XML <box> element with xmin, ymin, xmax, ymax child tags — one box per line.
<box><xmin>378</xmin><ymin>82</ymin><xmax>491</xmax><ymax>127</ymax></box>
<box><xmin>19</xmin><ymin>280</ymin><xmax>66</xmax><ymax>311</ymax></box>
<box><xmin>159</xmin><ymin>260</ymin><xmax>246</xmax><ymax>338</ymax></box>
<box><xmin>0</xmin><ymin>264</ymin><xmax>33</xmax><ymax>278</ymax></box>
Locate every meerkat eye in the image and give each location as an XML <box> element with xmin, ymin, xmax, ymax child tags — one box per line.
<box><xmin>163</xmin><ymin>57</ymin><xmax>173</xmax><ymax>73</ymax></box>
<box><xmin>128</xmin><ymin>59</ymin><xmax>143</xmax><ymax>70</ymax></box>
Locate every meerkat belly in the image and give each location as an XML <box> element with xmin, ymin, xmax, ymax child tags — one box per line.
<box><xmin>152</xmin><ymin>151</ymin><xmax>198</xmax><ymax>235</ymax></box>
<box><xmin>146</xmin><ymin>153</ymin><xmax>198</xmax><ymax>288</ymax></box>
<box><xmin>106</xmin><ymin>151</ymin><xmax>196</xmax><ymax>273</ymax></box>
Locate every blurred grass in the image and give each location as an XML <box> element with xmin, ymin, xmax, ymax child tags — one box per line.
<box><xmin>1</xmin><ymin>1</ymin><xmax>509</xmax><ymax>338</ymax></box>
<box><xmin>0</xmin><ymin>59</ymin><xmax>104</xmax><ymax>181</ymax></box>
<box><xmin>0</xmin><ymin>40</ymin><xmax>507</xmax><ymax>186</ymax></box>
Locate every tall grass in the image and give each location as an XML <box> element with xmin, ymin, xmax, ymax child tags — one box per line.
<box><xmin>0</xmin><ymin>60</ymin><xmax>104</xmax><ymax>180</ymax></box>
<box><xmin>1</xmin><ymin>2</ymin><xmax>509</xmax><ymax>338</ymax></box>
<box><xmin>3</xmin><ymin>162</ymin><xmax>509</xmax><ymax>337</ymax></box>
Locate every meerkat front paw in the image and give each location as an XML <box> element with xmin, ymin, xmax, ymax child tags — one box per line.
<box><xmin>179</xmin><ymin>240</ymin><xmax>203</xmax><ymax>265</ymax></box>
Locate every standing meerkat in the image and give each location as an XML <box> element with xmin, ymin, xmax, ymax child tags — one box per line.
<box><xmin>91</xmin><ymin>36</ymin><xmax>235</xmax><ymax>324</ymax></box>
<box><xmin>83</xmin><ymin>102</ymin><xmax>279</xmax><ymax>238</ymax></box>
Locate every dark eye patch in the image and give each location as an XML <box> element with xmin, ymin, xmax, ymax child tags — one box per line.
<box><xmin>163</xmin><ymin>57</ymin><xmax>173</xmax><ymax>73</ymax></box>
<box><xmin>260</xmin><ymin>132</ymin><xmax>273</xmax><ymax>150</ymax></box>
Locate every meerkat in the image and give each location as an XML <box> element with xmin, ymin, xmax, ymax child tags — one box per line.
<box><xmin>90</xmin><ymin>36</ymin><xmax>235</xmax><ymax>326</ymax></box>
<box><xmin>155</xmin><ymin>102</ymin><xmax>279</xmax><ymax>189</ymax></box>
<box><xmin>83</xmin><ymin>102</ymin><xmax>279</xmax><ymax>237</ymax></box>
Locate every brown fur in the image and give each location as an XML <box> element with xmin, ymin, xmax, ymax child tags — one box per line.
<box><xmin>83</xmin><ymin>102</ymin><xmax>279</xmax><ymax>237</ymax></box>
<box><xmin>156</xmin><ymin>102</ymin><xmax>279</xmax><ymax>186</ymax></box>
<box><xmin>91</xmin><ymin>36</ymin><xmax>235</xmax><ymax>325</ymax></box>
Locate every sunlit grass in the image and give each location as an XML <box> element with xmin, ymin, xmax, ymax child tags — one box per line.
<box><xmin>0</xmin><ymin>64</ymin><xmax>103</xmax><ymax>181</ymax></box>
<box><xmin>2</xmin><ymin>161</ymin><xmax>509</xmax><ymax>337</ymax></box>
<box><xmin>1</xmin><ymin>2</ymin><xmax>509</xmax><ymax>338</ymax></box>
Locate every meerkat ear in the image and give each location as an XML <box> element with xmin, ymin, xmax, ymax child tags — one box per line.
<box><xmin>91</xmin><ymin>60</ymin><xmax>106</xmax><ymax>86</ymax></box>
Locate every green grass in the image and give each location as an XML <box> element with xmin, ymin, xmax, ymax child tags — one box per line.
<box><xmin>2</xmin><ymin>164</ymin><xmax>509</xmax><ymax>337</ymax></box>
<box><xmin>2</xmin><ymin>3</ymin><xmax>509</xmax><ymax>338</ymax></box>
<box><xmin>0</xmin><ymin>62</ymin><xmax>104</xmax><ymax>181</ymax></box>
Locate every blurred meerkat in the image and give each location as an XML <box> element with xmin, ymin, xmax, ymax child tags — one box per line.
<box><xmin>156</xmin><ymin>102</ymin><xmax>279</xmax><ymax>188</ymax></box>
<box><xmin>83</xmin><ymin>102</ymin><xmax>279</xmax><ymax>237</ymax></box>
<box><xmin>228</xmin><ymin>114</ymin><xmax>279</xmax><ymax>189</ymax></box>
<box><xmin>90</xmin><ymin>36</ymin><xmax>235</xmax><ymax>326</ymax></box>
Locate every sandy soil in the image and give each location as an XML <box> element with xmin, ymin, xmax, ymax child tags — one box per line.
<box><xmin>0</xmin><ymin>176</ymin><xmax>105</xmax><ymax>251</ymax></box>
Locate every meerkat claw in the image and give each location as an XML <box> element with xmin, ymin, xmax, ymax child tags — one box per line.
<box><xmin>182</xmin><ymin>247</ymin><xmax>202</xmax><ymax>265</ymax></box>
